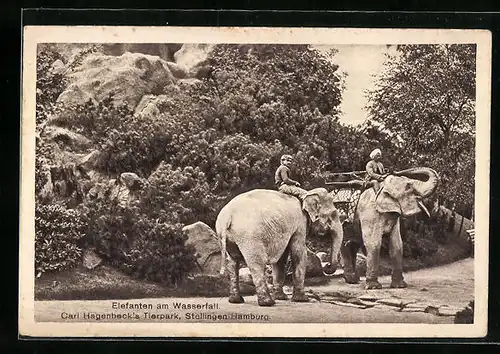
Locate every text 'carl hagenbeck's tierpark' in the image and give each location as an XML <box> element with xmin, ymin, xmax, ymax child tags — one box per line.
<box><xmin>60</xmin><ymin>301</ymin><xmax>271</xmax><ymax>322</ymax></box>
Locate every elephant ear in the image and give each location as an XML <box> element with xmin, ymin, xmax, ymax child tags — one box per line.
<box><xmin>302</xmin><ymin>193</ymin><xmax>320</xmax><ymax>222</ymax></box>
<box><xmin>375</xmin><ymin>176</ymin><xmax>402</xmax><ymax>214</ymax></box>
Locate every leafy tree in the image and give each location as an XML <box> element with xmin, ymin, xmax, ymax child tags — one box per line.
<box><xmin>365</xmin><ymin>44</ymin><xmax>476</xmax><ymax>215</ymax></box>
<box><xmin>198</xmin><ymin>44</ymin><xmax>344</xmax><ymax>145</ymax></box>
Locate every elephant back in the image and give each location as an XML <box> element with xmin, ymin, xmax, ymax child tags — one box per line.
<box><xmin>220</xmin><ymin>189</ymin><xmax>303</xmax><ymax>228</ymax></box>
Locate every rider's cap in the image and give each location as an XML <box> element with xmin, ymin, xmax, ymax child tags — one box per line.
<box><xmin>369</xmin><ymin>148</ymin><xmax>382</xmax><ymax>159</ymax></box>
<box><xmin>281</xmin><ymin>154</ymin><xmax>293</xmax><ymax>162</ymax></box>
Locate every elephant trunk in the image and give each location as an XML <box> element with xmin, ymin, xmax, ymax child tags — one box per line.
<box><xmin>394</xmin><ymin>167</ymin><xmax>440</xmax><ymax>198</ymax></box>
<box><xmin>322</xmin><ymin>221</ymin><xmax>343</xmax><ymax>275</ymax></box>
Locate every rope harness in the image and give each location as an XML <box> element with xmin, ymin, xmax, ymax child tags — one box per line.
<box><xmin>330</xmin><ymin>188</ymin><xmax>363</xmax><ymax>222</ymax></box>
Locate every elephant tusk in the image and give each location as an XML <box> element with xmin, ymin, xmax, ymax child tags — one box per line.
<box><xmin>418</xmin><ymin>201</ymin><xmax>431</xmax><ymax>218</ymax></box>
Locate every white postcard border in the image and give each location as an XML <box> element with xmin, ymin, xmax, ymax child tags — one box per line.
<box><xmin>19</xmin><ymin>25</ymin><xmax>491</xmax><ymax>338</ymax></box>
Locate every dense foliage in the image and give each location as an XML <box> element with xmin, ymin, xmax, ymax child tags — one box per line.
<box><xmin>82</xmin><ymin>199</ymin><xmax>197</xmax><ymax>285</ymax></box>
<box><xmin>34</xmin><ymin>42</ymin><xmax>475</xmax><ymax>282</ymax></box>
<box><xmin>366</xmin><ymin>44</ymin><xmax>476</xmax><ymax>217</ymax></box>
<box><xmin>35</xmin><ymin>203</ymin><xmax>88</xmax><ymax>275</ymax></box>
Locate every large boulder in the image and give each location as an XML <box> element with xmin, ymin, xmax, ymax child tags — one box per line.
<box><xmin>43</xmin><ymin>126</ymin><xmax>92</xmax><ymax>151</ymax></box>
<box><xmin>109</xmin><ymin>172</ymin><xmax>144</xmax><ymax>207</ymax></box>
<box><xmin>182</xmin><ymin>221</ymin><xmax>222</xmax><ymax>275</ymax></box>
<box><xmin>50</xmin><ymin>59</ymin><xmax>66</xmax><ymax>75</ymax></box>
<box><xmin>238</xmin><ymin>265</ymin><xmax>274</xmax><ymax>286</ymax></box>
<box><xmin>82</xmin><ymin>249</ymin><xmax>103</xmax><ymax>270</ymax></box>
<box><xmin>285</xmin><ymin>247</ymin><xmax>324</xmax><ymax>278</ymax></box>
<box><xmin>57</xmin><ymin>52</ymin><xmax>176</xmax><ymax>110</ymax></box>
<box><xmin>306</xmin><ymin>248</ymin><xmax>324</xmax><ymax>277</ymax></box>
<box><xmin>78</xmin><ymin>150</ymin><xmax>103</xmax><ymax>172</ymax></box>
<box><xmin>119</xmin><ymin>172</ymin><xmax>143</xmax><ymax>190</ymax></box>
<box><xmin>239</xmin><ymin>267</ymin><xmax>253</xmax><ymax>285</ymax></box>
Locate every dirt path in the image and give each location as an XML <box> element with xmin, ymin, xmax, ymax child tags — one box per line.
<box><xmin>35</xmin><ymin>258</ymin><xmax>474</xmax><ymax>324</ymax></box>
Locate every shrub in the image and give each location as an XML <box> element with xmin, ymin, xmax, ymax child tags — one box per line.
<box><xmin>36</xmin><ymin>46</ymin><xmax>68</xmax><ymax>127</ymax></box>
<box><xmin>84</xmin><ymin>199</ymin><xmax>197</xmax><ymax>286</ymax></box>
<box><xmin>124</xmin><ymin>221</ymin><xmax>197</xmax><ymax>285</ymax></box>
<box><xmin>142</xmin><ymin>162</ymin><xmax>222</xmax><ymax>226</ymax></box>
<box><xmin>84</xmin><ymin>202</ymin><xmax>139</xmax><ymax>265</ymax></box>
<box><xmin>375</xmin><ymin>216</ymin><xmax>449</xmax><ymax>259</ymax></box>
<box><xmin>402</xmin><ymin>228</ymin><xmax>439</xmax><ymax>258</ymax></box>
<box><xmin>52</xmin><ymin>95</ymin><xmax>175</xmax><ymax>176</ymax></box>
<box><xmin>454</xmin><ymin>301</ymin><xmax>474</xmax><ymax>324</ymax></box>
<box><xmin>35</xmin><ymin>203</ymin><xmax>88</xmax><ymax>275</ymax></box>
<box><xmin>398</xmin><ymin>216</ymin><xmax>449</xmax><ymax>259</ymax></box>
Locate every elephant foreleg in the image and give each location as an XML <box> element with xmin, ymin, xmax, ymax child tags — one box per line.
<box><xmin>227</xmin><ymin>256</ymin><xmax>244</xmax><ymax>304</ymax></box>
<box><xmin>272</xmin><ymin>248</ymin><xmax>289</xmax><ymax>300</ymax></box>
<box><xmin>389</xmin><ymin>219</ymin><xmax>407</xmax><ymax>288</ymax></box>
<box><xmin>289</xmin><ymin>232</ymin><xmax>309</xmax><ymax>302</ymax></box>
<box><xmin>364</xmin><ymin>233</ymin><xmax>383</xmax><ymax>290</ymax></box>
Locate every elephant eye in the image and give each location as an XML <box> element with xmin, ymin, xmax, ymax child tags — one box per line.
<box><xmin>405</xmin><ymin>183</ymin><xmax>413</xmax><ymax>191</ymax></box>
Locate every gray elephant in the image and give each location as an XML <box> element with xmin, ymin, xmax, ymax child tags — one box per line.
<box><xmin>337</xmin><ymin>167</ymin><xmax>440</xmax><ymax>289</ymax></box>
<box><xmin>216</xmin><ymin>188</ymin><xmax>344</xmax><ymax>306</ymax></box>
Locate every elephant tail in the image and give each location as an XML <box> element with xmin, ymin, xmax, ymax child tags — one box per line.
<box><xmin>216</xmin><ymin>215</ymin><xmax>232</xmax><ymax>276</ymax></box>
<box><xmin>219</xmin><ymin>233</ymin><xmax>227</xmax><ymax>276</ymax></box>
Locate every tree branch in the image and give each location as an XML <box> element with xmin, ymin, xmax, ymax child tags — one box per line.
<box><xmin>450</xmin><ymin>98</ymin><xmax>469</xmax><ymax>128</ymax></box>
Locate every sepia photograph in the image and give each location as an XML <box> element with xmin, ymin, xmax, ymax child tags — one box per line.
<box><xmin>19</xmin><ymin>26</ymin><xmax>491</xmax><ymax>338</ymax></box>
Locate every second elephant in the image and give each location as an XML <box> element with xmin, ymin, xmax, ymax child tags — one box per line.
<box><xmin>340</xmin><ymin>167</ymin><xmax>440</xmax><ymax>289</ymax></box>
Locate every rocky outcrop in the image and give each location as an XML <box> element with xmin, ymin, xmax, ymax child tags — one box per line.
<box><xmin>38</xmin><ymin>163</ymin><xmax>88</xmax><ymax>207</ymax></box>
<box><xmin>43</xmin><ymin>126</ymin><xmax>92</xmax><ymax>151</ymax></box>
<box><xmin>37</xmin><ymin>160</ymin><xmax>144</xmax><ymax>208</ymax></box>
<box><xmin>82</xmin><ymin>249</ymin><xmax>103</xmax><ymax>270</ymax></box>
<box><xmin>86</xmin><ymin>172</ymin><xmax>145</xmax><ymax>207</ymax></box>
<box><xmin>53</xmin><ymin>44</ymin><xmax>215</xmax><ymax>115</ymax></box>
<box><xmin>57</xmin><ymin>52</ymin><xmax>176</xmax><ymax>110</ymax></box>
<box><xmin>101</xmin><ymin>43</ymin><xmax>183</xmax><ymax>62</ymax></box>
<box><xmin>78</xmin><ymin>150</ymin><xmax>103</xmax><ymax>172</ymax></box>
<box><xmin>134</xmin><ymin>94</ymin><xmax>176</xmax><ymax>119</ymax></box>
<box><xmin>174</xmin><ymin>44</ymin><xmax>215</xmax><ymax>78</ymax></box>
<box><xmin>182</xmin><ymin>221</ymin><xmax>222</xmax><ymax>275</ymax></box>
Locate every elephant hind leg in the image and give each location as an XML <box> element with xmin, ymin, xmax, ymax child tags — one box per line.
<box><xmin>272</xmin><ymin>246</ymin><xmax>289</xmax><ymax>301</ymax></box>
<box><xmin>242</xmin><ymin>244</ymin><xmax>275</xmax><ymax>307</ymax></box>
<box><xmin>227</xmin><ymin>256</ymin><xmax>244</xmax><ymax>304</ymax></box>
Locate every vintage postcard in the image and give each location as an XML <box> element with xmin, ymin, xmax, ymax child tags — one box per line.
<box><xmin>19</xmin><ymin>25</ymin><xmax>491</xmax><ymax>338</ymax></box>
